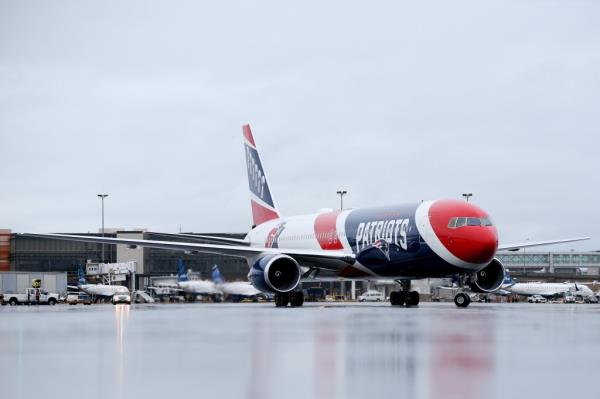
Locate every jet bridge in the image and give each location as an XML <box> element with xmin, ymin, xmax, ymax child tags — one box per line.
<box><xmin>85</xmin><ymin>260</ymin><xmax>137</xmax><ymax>292</ymax></box>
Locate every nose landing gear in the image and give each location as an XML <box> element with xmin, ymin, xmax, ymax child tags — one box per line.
<box><xmin>390</xmin><ymin>280</ymin><xmax>420</xmax><ymax>307</ymax></box>
<box><xmin>454</xmin><ymin>292</ymin><xmax>471</xmax><ymax>308</ymax></box>
<box><xmin>453</xmin><ymin>274</ymin><xmax>472</xmax><ymax>308</ymax></box>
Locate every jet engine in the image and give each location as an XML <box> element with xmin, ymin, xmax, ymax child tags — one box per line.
<box><xmin>468</xmin><ymin>258</ymin><xmax>506</xmax><ymax>293</ymax></box>
<box><xmin>248</xmin><ymin>254</ymin><xmax>301</xmax><ymax>294</ymax></box>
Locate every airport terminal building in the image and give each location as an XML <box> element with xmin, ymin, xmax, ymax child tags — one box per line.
<box><xmin>2</xmin><ymin>229</ymin><xmax>600</xmax><ymax>291</ymax></box>
<box><xmin>4</xmin><ymin>230</ymin><xmax>249</xmax><ymax>282</ymax></box>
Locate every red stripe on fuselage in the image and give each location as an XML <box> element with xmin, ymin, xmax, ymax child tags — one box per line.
<box><xmin>314</xmin><ymin>211</ymin><xmax>344</xmax><ymax>250</ymax></box>
<box><xmin>243</xmin><ymin>124</ymin><xmax>256</xmax><ymax>147</ymax></box>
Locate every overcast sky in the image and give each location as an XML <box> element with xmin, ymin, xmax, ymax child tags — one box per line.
<box><xmin>1</xmin><ymin>1</ymin><xmax>598</xmax><ymax>251</ymax></box>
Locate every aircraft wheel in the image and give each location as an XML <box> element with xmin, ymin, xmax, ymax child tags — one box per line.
<box><xmin>390</xmin><ymin>291</ymin><xmax>399</xmax><ymax>305</ymax></box>
<box><xmin>454</xmin><ymin>293</ymin><xmax>471</xmax><ymax>308</ymax></box>
<box><xmin>290</xmin><ymin>292</ymin><xmax>304</xmax><ymax>307</ymax></box>
<box><xmin>275</xmin><ymin>293</ymin><xmax>290</xmax><ymax>307</ymax></box>
<box><xmin>406</xmin><ymin>291</ymin><xmax>420</xmax><ymax>307</ymax></box>
<box><xmin>390</xmin><ymin>291</ymin><xmax>407</xmax><ymax>306</ymax></box>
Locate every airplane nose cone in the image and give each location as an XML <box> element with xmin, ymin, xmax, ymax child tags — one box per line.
<box><xmin>453</xmin><ymin>227</ymin><xmax>498</xmax><ymax>265</ymax></box>
<box><xmin>427</xmin><ymin>199</ymin><xmax>498</xmax><ymax>267</ymax></box>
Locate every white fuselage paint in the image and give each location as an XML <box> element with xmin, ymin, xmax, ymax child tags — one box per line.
<box><xmin>178</xmin><ymin>280</ymin><xmax>219</xmax><ymax>295</ymax></box>
<box><xmin>508</xmin><ymin>282</ymin><xmax>593</xmax><ymax>297</ymax></box>
<box><xmin>218</xmin><ymin>281</ymin><xmax>261</xmax><ymax>297</ymax></box>
<box><xmin>79</xmin><ymin>284</ymin><xmax>129</xmax><ymax>297</ymax></box>
<box><xmin>247</xmin><ymin>211</ymin><xmax>353</xmax><ymax>252</ymax></box>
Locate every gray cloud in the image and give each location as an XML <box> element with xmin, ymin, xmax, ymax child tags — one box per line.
<box><xmin>1</xmin><ymin>1</ymin><xmax>599</xmax><ymax>250</ymax></box>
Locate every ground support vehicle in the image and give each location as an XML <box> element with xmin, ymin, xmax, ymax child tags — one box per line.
<box><xmin>112</xmin><ymin>292</ymin><xmax>131</xmax><ymax>305</ymax></box>
<box><xmin>3</xmin><ymin>288</ymin><xmax>59</xmax><ymax>306</ymax></box>
<box><xmin>528</xmin><ymin>295</ymin><xmax>547</xmax><ymax>303</ymax></box>
<box><xmin>357</xmin><ymin>290</ymin><xmax>385</xmax><ymax>302</ymax></box>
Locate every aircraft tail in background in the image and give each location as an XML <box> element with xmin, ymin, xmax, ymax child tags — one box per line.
<box><xmin>177</xmin><ymin>259</ymin><xmax>188</xmax><ymax>282</ymax></box>
<box><xmin>77</xmin><ymin>265</ymin><xmax>87</xmax><ymax>285</ymax></box>
<box><xmin>211</xmin><ymin>264</ymin><xmax>224</xmax><ymax>285</ymax></box>
<box><xmin>503</xmin><ymin>270</ymin><xmax>514</xmax><ymax>286</ymax></box>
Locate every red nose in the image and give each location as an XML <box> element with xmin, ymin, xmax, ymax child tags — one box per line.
<box><xmin>429</xmin><ymin>200</ymin><xmax>498</xmax><ymax>265</ymax></box>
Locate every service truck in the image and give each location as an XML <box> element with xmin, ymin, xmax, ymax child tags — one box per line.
<box><xmin>2</xmin><ymin>288</ymin><xmax>59</xmax><ymax>306</ymax></box>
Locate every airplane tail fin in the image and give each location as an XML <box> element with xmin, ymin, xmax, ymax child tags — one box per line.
<box><xmin>211</xmin><ymin>264</ymin><xmax>224</xmax><ymax>284</ymax></box>
<box><xmin>77</xmin><ymin>265</ymin><xmax>87</xmax><ymax>285</ymax></box>
<box><xmin>177</xmin><ymin>259</ymin><xmax>188</xmax><ymax>282</ymax></box>
<box><xmin>503</xmin><ymin>270</ymin><xmax>514</xmax><ymax>286</ymax></box>
<box><xmin>243</xmin><ymin>124</ymin><xmax>281</xmax><ymax>227</ymax></box>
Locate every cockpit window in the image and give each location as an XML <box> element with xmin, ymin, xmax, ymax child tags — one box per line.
<box><xmin>448</xmin><ymin>217</ymin><xmax>494</xmax><ymax>228</ymax></box>
<box><xmin>481</xmin><ymin>217</ymin><xmax>493</xmax><ymax>226</ymax></box>
<box><xmin>467</xmin><ymin>217</ymin><xmax>481</xmax><ymax>226</ymax></box>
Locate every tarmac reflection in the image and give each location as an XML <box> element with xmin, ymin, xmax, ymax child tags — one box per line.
<box><xmin>2</xmin><ymin>303</ymin><xmax>600</xmax><ymax>399</ymax></box>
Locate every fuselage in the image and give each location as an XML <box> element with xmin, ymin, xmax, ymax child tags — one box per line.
<box><xmin>178</xmin><ymin>280</ymin><xmax>219</xmax><ymax>295</ymax></box>
<box><xmin>218</xmin><ymin>281</ymin><xmax>261</xmax><ymax>297</ymax></box>
<box><xmin>246</xmin><ymin>199</ymin><xmax>498</xmax><ymax>279</ymax></box>
<box><xmin>79</xmin><ymin>284</ymin><xmax>129</xmax><ymax>297</ymax></box>
<box><xmin>508</xmin><ymin>282</ymin><xmax>593</xmax><ymax>297</ymax></box>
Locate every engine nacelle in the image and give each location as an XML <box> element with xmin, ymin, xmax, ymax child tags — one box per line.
<box><xmin>248</xmin><ymin>254</ymin><xmax>301</xmax><ymax>294</ymax></box>
<box><xmin>468</xmin><ymin>258</ymin><xmax>506</xmax><ymax>293</ymax></box>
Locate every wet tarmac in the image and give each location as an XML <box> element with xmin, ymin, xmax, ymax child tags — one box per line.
<box><xmin>1</xmin><ymin>302</ymin><xmax>599</xmax><ymax>399</ymax></box>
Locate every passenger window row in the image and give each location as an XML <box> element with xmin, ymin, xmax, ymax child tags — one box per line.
<box><xmin>447</xmin><ymin>217</ymin><xmax>493</xmax><ymax>228</ymax></box>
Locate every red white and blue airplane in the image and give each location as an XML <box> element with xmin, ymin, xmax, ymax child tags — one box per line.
<box><xmin>24</xmin><ymin>124</ymin><xmax>588</xmax><ymax>308</ymax></box>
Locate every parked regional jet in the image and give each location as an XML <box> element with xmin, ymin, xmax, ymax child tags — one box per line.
<box><xmin>24</xmin><ymin>124</ymin><xmax>589</xmax><ymax>308</ymax></box>
<box><xmin>503</xmin><ymin>273</ymin><xmax>593</xmax><ymax>298</ymax></box>
<box><xmin>72</xmin><ymin>266</ymin><xmax>130</xmax><ymax>298</ymax></box>
<box><xmin>211</xmin><ymin>264</ymin><xmax>262</xmax><ymax>301</ymax></box>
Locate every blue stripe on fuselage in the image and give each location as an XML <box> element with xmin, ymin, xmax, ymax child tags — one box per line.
<box><xmin>342</xmin><ymin>204</ymin><xmax>461</xmax><ymax>278</ymax></box>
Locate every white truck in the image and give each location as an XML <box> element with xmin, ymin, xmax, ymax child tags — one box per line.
<box><xmin>2</xmin><ymin>288</ymin><xmax>59</xmax><ymax>306</ymax></box>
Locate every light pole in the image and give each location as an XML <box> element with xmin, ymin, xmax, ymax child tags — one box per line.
<box><xmin>336</xmin><ymin>190</ymin><xmax>347</xmax><ymax>210</ymax></box>
<box><xmin>97</xmin><ymin>194</ymin><xmax>108</xmax><ymax>263</ymax></box>
<box><xmin>462</xmin><ymin>193</ymin><xmax>473</xmax><ymax>202</ymax></box>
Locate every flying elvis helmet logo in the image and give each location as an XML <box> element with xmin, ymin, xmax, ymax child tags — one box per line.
<box><xmin>245</xmin><ymin>144</ymin><xmax>275</xmax><ymax>208</ymax></box>
<box><xmin>265</xmin><ymin>222</ymin><xmax>287</xmax><ymax>248</ymax></box>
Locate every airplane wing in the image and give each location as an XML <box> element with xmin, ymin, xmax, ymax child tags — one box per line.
<box><xmin>146</xmin><ymin>232</ymin><xmax>249</xmax><ymax>246</ymax></box>
<box><xmin>20</xmin><ymin>233</ymin><xmax>355</xmax><ymax>269</ymax></box>
<box><xmin>498</xmin><ymin>237</ymin><xmax>590</xmax><ymax>251</ymax></box>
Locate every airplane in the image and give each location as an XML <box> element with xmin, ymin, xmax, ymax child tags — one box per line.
<box><xmin>174</xmin><ymin>259</ymin><xmax>220</xmax><ymax>298</ymax></box>
<box><xmin>211</xmin><ymin>264</ymin><xmax>263</xmax><ymax>302</ymax></box>
<box><xmin>24</xmin><ymin>124</ymin><xmax>590</xmax><ymax>308</ymax></box>
<box><xmin>71</xmin><ymin>265</ymin><xmax>130</xmax><ymax>299</ymax></box>
<box><xmin>147</xmin><ymin>259</ymin><xmax>220</xmax><ymax>301</ymax></box>
<box><xmin>502</xmin><ymin>273</ymin><xmax>594</xmax><ymax>298</ymax></box>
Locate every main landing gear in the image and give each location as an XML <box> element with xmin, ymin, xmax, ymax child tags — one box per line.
<box><xmin>390</xmin><ymin>280</ymin><xmax>420</xmax><ymax>307</ymax></box>
<box><xmin>275</xmin><ymin>291</ymin><xmax>304</xmax><ymax>307</ymax></box>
